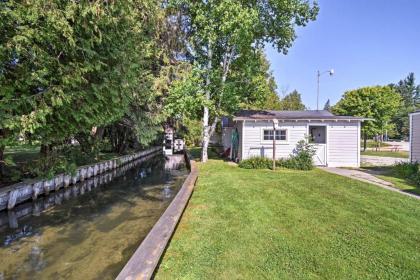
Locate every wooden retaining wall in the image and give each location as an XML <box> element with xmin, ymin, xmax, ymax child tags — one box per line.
<box><xmin>0</xmin><ymin>146</ymin><xmax>162</xmax><ymax>211</ymax></box>
<box><xmin>116</xmin><ymin>153</ymin><xmax>198</xmax><ymax>280</ymax></box>
<box><xmin>0</xmin><ymin>152</ymin><xmax>160</xmax><ymax>230</ymax></box>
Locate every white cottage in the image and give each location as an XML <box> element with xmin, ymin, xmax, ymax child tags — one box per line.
<box><xmin>223</xmin><ymin>110</ymin><xmax>365</xmax><ymax>167</ymax></box>
<box><xmin>410</xmin><ymin>110</ymin><xmax>420</xmax><ymax>163</ymax></box>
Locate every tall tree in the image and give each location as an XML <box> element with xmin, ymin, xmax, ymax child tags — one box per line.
<box><xmin>389</xmin><ymin>73</ymin><xmax>420</xmax><ymax>139</ymax></box>
<box><xmin>170</xmin><ymin>0</ymin><xmax>319</xmax><ymax>161</ymax></box>
<box><xmin>235</xmin><ymin>51</ymin><xmax>282</xmax><ymax>110</ymax></box>
<box><xmin>332</xmin><ymin>86</ymin><xmax>401</xmax><ymax>151</ymax></box>
<box><xmin>0</xmin><ymin>0</ymin><xmax>163</xmax><ymax>169</ymax></box>
<box><xmin>323</xmin><ymin>99</ymin><xmax>331</xmax><ymax>111</ymax></box>
<box><xmin>280</xmin><ymin>90</ymin><xmax>306</xmax><ymax>111</ymax></box>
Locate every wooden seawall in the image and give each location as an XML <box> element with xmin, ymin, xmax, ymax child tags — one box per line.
<box><xmin>0</xmin><ymin>151</ymin><xmax>161</xmax><ymax>230</ymax></box>
<box><xmin>116</xmin><ymin>152</ymin><xmax>198</xmax><ymax>280</ymax></box>
<box><xmin>0</xmin><ymin>146</ymin><xmax>162</xmax><ymax>211</ymax></box>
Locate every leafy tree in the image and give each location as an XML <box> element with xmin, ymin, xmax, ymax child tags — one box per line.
<box><xmin>392</xmin><ymin>73</ymin><xmax>420</xmax><ymax>107</ymax></box>
<box><xmin>323</xmin><ymin>99</ymin><xmax>331</xmax><ymax>111</ymax></box>
<box><xmin>0</xmin><ymin>1</ymin><xmax>164</xmax><ymax>172</ymax></box>
<box><xmin>280</xmin><ymin>90</ymin><xmax>306</xmax><ymax>111</ymax></box>
<box><xmin>389</xmin><ymin>73</ymin><xmax>420</xmax><ymax>139</ymax></box>
<box><xmin>169</xmin><ymin>0</ymin><xmax>319</xmax><ymax>161</ymax></box>
<box><xmin>243</xmin><ymin>52</ymin><xmax>282</xmax><ymax>110</ymax></box>
<box><xmin>332</xmin><ymin>86</ymin><xmax>401</xmax><ymax>151</ymax></box>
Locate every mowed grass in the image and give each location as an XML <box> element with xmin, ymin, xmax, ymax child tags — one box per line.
<box><xmin>155</xmin><ymin>160</ymin><xmax>420</xmax><ymax>279</ymax></box>
<box><xmin>360</xmin><ymin>166</ymin><xmax>420</xmax><ymax>196</ymax></box>
<box><xmin>361</xmin><ymin>150</ymin><xmax>409</xmax><ymax>158</ymax></box>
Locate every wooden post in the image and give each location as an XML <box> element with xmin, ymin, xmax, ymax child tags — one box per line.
<box><xmin>272</xmin><ymin>119</ymin><xmax>278</xmax><ymax>170</ymax></box>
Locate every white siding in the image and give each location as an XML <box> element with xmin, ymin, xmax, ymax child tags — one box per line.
<box><xmin>236</xmin><ymin>121</ymin><xmax>243</xmax><ymax>161</ymax></box>
<box><xmin>241</xmin><ymin>120</ymin><xmax>361</xmax><ymax>167</ymax></box>
<box><xmin>327</xmin><ymin>122</ymin><xmax>359</xmax><ymax>167</ymax></box>
<box><xmin>411</xmin><ymin>114</ymin><xmax>420</xmax><ymax>162</ymax></box>
<box><xmin>242</xmin><ymin>121</ymin><xmax>307</xmax><ymax>160</ymax></box>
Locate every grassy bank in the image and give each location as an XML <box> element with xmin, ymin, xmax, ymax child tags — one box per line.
<box><xmin>360</xmin><ymin>166</ymin><xmax>420</xmax><ymax>195</ymax></box>
<box><xmin>155</xmin><ymin>159</ymin><xmax>420</xmax><ymax>279</ymax></box>
<box><xmin>361</xmin><ymin>150</ymin><xmax>409</xmax><ymax>158</ymax></box>
<box><xmin>1</xmin><ymin>144</ymin><xmax>121</xmax><ymax>188</ymax></box>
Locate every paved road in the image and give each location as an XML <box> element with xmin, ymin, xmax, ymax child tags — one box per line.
<box><xmin>361</xmin><ymin>155</ymin><xmax>408</xmax><ymax>166</ymax></box>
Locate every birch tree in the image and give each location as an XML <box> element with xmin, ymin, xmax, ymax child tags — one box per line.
<box><xmin>171</xmin><ymin>0</ymin><xmax>319</xmax><ymax>161</ymax></box>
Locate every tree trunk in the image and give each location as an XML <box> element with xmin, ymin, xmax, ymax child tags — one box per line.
<box><xmin>202</xmin><ymin>107</ymin><xmax>210</xmax><ymax>162</ymax></box>
<box><xmin>363</xmin><ymin>131</ymin><xmax>367</xmax><ymax>152</ymax></box>
<box><xmin>0</xmin><ymin>145</ymin><xmax>4</xmax><ymax>177</ymax></box>
<box><xmin>0</xmin><ymin>129</ymin><xmax>7</xmax><ymax>177</ymax></box>
<box><xmin>91</xmin><ymin>126</ymin><xmax>104</xmax><ymax>140</ymax></box>
<box><xmin>40</xmin><ymin>144</ymin><xmax>52</xmax><ymax>157</ymax></box>
<box><xmin>209</xmin><ymin>117</ymin><xmax>219</xmax><ymax>139</ymax></box>
<box><xmin>201</xmin><ymin>42</ymin><xmax>212</xmax><ymax>162</ymax></box>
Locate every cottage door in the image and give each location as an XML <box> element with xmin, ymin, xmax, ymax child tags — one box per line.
<box><xmin>309</xmin><ymin>125</ymin><xmax>327</xmax><ymax>166</ymax></box>
<box><xmin>313</xmin><ymin>144</ymin><xmax>327</xmax><ymax>166</ymax></box>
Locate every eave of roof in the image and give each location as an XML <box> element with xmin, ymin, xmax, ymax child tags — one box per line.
<box><xmin>233</xmin><ymin>117</ymin><xmax>369</xmax><ymax>122</ymax></box>
<box><xmin>233</xmin><ymin>110</ymin><xmax>370</xmax><ymax>121</ymax></box>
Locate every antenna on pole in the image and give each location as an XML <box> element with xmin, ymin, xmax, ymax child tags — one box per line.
<box><xmin>317</xmin><ymin>69</ymin><xmax>334</xmax><ymax>110</ymax></box>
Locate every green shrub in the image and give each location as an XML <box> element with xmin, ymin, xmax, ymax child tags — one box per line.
<box><xmin>394</xmin><ymin>162</ymin><xmax>419</xmax><ymax>178</ymax></box>
<box><xmin>411</xmin><ymin>172</ymin><xmax>420</xmax><ymax>187</ymax></box>
<box><xmin>239</xmin><ymin>156</ymin><xmax>272</xmax><ymax>169</ymax></box>
<box><xmin>179</xmin><ymin>119</ymin><xmax>202</xmax><ymax>147</ymax></box>
<box><xmin>239</xmin><ymin>141</ymin><xmax>316</xmax><ymax>171</ymax></box>
<box><xmin>393</xmin><ymin>162</ymin><xmax>420</xmax><ymax>187</ymax></box>
<box><xmin>25</xmin><ymin>155</ymin><xmax>77</xmax><ymax>179</ymax></box>
<box><xmin>277</xmin><ymin>140</ymin><xmax>316</xmax><ymax>170</ymax></box>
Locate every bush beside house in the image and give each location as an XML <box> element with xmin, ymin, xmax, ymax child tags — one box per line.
<box><xmin>393</xmin><ymin>162</ymin><xmax>420</xmax><ymax>186</ymax></box>
<box><xmin>239</xmin><ymin>140</ymin><xmax>316</xmax><ymax>171</ymax></box>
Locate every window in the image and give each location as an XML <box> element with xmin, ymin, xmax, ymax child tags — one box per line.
<box><xmin>309</xmin><ymin>126</ymin><xmax>326</xmax><ymax>144</ymax></box>
<box><xmin>263</xmin><ymin>129</ymin><xmax>287</xmax><ymax>141</ymax></box>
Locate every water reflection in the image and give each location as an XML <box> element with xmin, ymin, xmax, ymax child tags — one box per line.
<box><xmin>0</xmin><ymin>155</ymin><xmax>188</xmax><ymax>279</ymax></box>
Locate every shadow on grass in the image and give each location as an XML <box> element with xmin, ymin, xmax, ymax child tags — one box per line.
<box><xmin>360</xmin><ymin>165</ymin><xmax>420</xmax><ymax>196</ymax></box>
<box><xmin>187</xmin><ymin>146</ymin><xmax>224</xmax><ymax>161</ymax></box>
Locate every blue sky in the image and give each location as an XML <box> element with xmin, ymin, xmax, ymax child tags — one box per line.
<box><xmin>265</xmin><ymin>0</ymin><xmax>420</xmax><ymax>110</ymax></box>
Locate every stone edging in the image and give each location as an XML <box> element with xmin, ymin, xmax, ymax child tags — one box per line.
<box><xmin>0</xmin><ymin>146</ymin><xmax>162</xmax><ymax>211</ymax></box>
<box><xmin>116</xmin><ymin>155</ymin><xmax>198</xmax><ymax>280</ymax></box>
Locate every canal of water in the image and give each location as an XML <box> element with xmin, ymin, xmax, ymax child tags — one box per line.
<box><xmin>0</xmin><ymin>155</ymin><xmax>188</xmax><ymax>279</ymax></box>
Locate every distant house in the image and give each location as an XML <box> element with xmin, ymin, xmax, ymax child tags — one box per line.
<box><xmin>410</xmin><ymin>110</ymin><xmax>420</xmax><ymax>163</ymax></box>
<box><xmin>222</xmin><ymin>110</ymin><xmax>366</xmax><ymax>167</ymax></box>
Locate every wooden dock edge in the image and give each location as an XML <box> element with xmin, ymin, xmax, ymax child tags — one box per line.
<box><xmin>116</xmin><ymin>157</ymin><xmax>198</xmax><ymax>280</ymax></box>
<box><xmin>0</xmin><ymin>146</ymin><xmax>162</xmax><ymax>211</ymax></box>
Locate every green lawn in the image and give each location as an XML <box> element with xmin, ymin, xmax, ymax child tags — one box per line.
<box><xmin>1</xmin><ymin>144</ymin><xmax>121</xmax><ymax>187</ymax></box>
<box><xmin>364</xmin><ymin>140</ymin><xmax>391</xmax><ymax>148</ymax></box>
<box><xmin>4</xmin><ymin>144</ymin><xmax>41</xmax><ymax>163</ymax></box>
<box><xmin>360</xmin><ymin>166</ymin><xmax>420</xmax><ymax>195</ymax></box>
<box><xmin>361</xmin><ymin>150</ymin><xmax>409</xmax><ymax>158</ymax></box>
<box><xmin>155</xmin><ymin>160</ymin><xmax>420</xmax><ymax>279</ymax></box>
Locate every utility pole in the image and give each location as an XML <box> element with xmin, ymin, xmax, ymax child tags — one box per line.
<box><xmin>317</xmin><ymin>69</ymin><xmax>335</xmax><ymax>110</ymax></box>
<box><xmin>317</xmin><ymin>70</ymin><xmax>320</xmax><ymax>110</ymax></box>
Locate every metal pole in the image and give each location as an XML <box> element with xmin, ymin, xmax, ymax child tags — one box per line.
<box><xmin>317</xmin><ymin>70</ymin><xmax>320</xmax><ymax>110</ymax></box>
<box><xmin>273</xmin><ymin>121</ymin><xmax>276</xmax><ymax>170</ymax></box>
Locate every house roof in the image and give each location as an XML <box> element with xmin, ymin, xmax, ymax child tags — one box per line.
<box><xmin>233</xmin><ymin>110</ymin><xmax>368</xmax><ymax>121</ymax></box>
